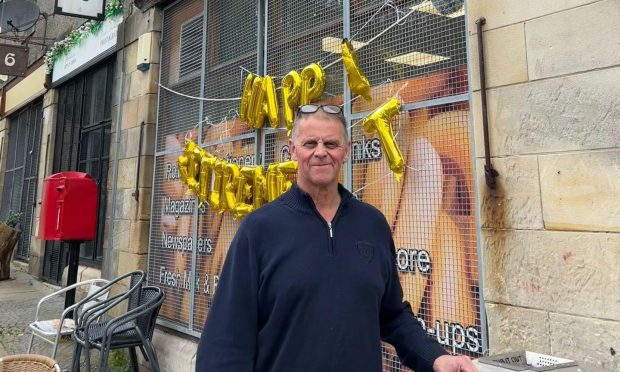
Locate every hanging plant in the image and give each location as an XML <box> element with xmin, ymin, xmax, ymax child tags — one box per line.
<box><xmin>45</xmin><ymin>0</ymin><xmax>124</xmax><ymax>74</ymax></box>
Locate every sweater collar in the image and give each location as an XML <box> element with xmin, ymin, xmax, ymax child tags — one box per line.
<box><xmin>280</xmin><ymin>182</ymin><xmax>353</xmax><ymax>215</ymax></box>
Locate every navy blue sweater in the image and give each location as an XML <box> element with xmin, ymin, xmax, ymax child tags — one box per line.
<box><xmin>196</xmin><ymin>183</ymin><xmax>447</xmax><ymax>371</ymax></box>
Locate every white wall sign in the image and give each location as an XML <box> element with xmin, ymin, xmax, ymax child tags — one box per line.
<box><xmin>52</xmin><ymin>16</ymin><xmax>122</xmax><ymax>84</ymax></box>
<box><xmin>55</xmin><ymin>0</ymin><xmax>105</xmax><ymax>20</ymax></box>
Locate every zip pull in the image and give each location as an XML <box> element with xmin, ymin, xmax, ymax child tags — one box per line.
<box><xmin>327</xmin><ymin>222</ymin><xmax>333</xmax><ymax>238</ymax></box>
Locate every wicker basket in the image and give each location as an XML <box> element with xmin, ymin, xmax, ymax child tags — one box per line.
<box><xmin>0</xmin><ymin>354</ymin><xmax>61</xmax><ymax>372</ymax></box>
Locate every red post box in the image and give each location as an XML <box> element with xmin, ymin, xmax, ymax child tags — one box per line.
<box><xmin>39</xmin><ymin>172</ymin><xmax>99</xmax><ymax>241</ymax></box>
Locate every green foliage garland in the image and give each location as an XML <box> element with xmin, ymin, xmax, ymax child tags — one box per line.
<box><xmin>44</xmin><ymin>0</ymin><xmax>124</xmax><ymax>74</ymax></box>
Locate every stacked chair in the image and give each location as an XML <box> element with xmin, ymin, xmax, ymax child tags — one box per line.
<box><xmin>69</xmin><ymin>270</ymin><xmax>165</xmax><ymax>372</ymax></box>
<box><xmin>27</xmin><ymin>278</ymin><xmax>111</xmax><ymax>359</ymax></box>
<box><xmin>26</xmin><ymin>270</ymin><xmax>165</xmax><ymax>371</ymax></box>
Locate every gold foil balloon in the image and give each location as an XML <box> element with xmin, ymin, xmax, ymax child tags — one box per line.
<box><xmin>247</xmin><ymin>76</ymin><xmax>265</xmax><ymax>128</ymax></box>
<box><xmin>277</xmin><ymin>160</ymin><xmax>298</xmax><ymax>195</ymax></box>
<box><xmin>178</xmin><ymin>154</ymin><xmax>190</xmax><ymax>185</ymax></box>
<box><xmin>178</xmin><ymin>140</ymin><xmax>196</xmax><ymax>186</ymax></box>
<box><xmin>300</xmin><ymin>63</ymin><xmax>326</xmax><ymax>105</ymax></box>
<box><xmin>362</xmin><ymin>98</ymin><xmax>404</xmax><ymax>181</ymax></box>
<box><xmin>188</xmin><ymin>145</ymin><xmax>207</xmax><ymax>194</ymax></box>
<box><xmin>239</xmin><ymin>73</ymin><xmax>254</xmax><ymax>123</ymax></box>
<box><xmin>222</xmin><ymin>163</ymin><xmax>240</xmax><ymax>212</ymax></box>
<box><xmin>263</xmin><ymin>75</ymin><xmax>280</xmax><ymax>128</ymax></box>
<box><xmin>198</xmin><ymin>153</ymin><xmax>216</xmax><ymax>205</ymax></box>
<box><xmin>233</xmin><ymin>166</ymin><xmax>258</xmax><ymax>219</ymax></box>
<box><xmin>181</xmin><ymin>142</ymin><xmax>201</xmax><ymax>194</ymax></box>
<box><xmin>266</xmin><ymin>163</ymin><xmax>279</xmax><ymax>202</ymax></box>
<box><xmin>281</xmin><ymin>70</ymin><xmax>301</xmax><ymax>136</ymax></box>
<box><xmin>341</xmin><ymin>39</ymin><xmax>372</xmax><ymax>102</ymax></box>
<box><xmin>208</xmin><ymin>160</ymin><xmax>225</xmax><ymax>211</ymax></box>
<box><xmin>252</xmin><ymin>166</ymin><xmax>267</xmax><ymax>209</ymax></box>
<box><xmin>266</xmin><ymin>161</ymin><xmax>298</xmax><ymax>201</ymax></box>
<box><xmin>233</xmin><ymin>203</ymin><xmax>253</xmax><ymax>220</ymax></box>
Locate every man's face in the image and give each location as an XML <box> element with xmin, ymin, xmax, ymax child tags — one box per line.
<box><xmin>289</xmin><ymin>114</ymin><xmax>349</xmax><ymax>190</ymax></box>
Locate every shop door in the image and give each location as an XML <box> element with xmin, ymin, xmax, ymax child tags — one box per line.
<box><xmin>0</xmin><ymin>101</ymin><xmax>43</xmax><ymax>260</ymax></box>
<box><xmin>42</xmin><ymin>59</ymin><xmax>114</xmax><ymax>284</ymax></box>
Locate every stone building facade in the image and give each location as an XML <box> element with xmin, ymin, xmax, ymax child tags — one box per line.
<box><xmin>0</xmin><ymin>1</ymin><xmax>161</xmax><ymax>293</ymax></box>
<box><xmin>0</xmin><ymin>0</ymin><xmax>617</xmax><ymax>371</ymax></box>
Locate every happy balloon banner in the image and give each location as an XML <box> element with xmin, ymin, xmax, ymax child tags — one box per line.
<box><xmin>239</xmin><ymin>39</ymin><xmax>373</xmax><ymax>134</ymax></box>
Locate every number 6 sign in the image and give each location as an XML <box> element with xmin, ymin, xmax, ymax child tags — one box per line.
<box><xmin>0</xmin><ymin>44</ymin><xmax>28</xmax><ymax>76</ymax></box>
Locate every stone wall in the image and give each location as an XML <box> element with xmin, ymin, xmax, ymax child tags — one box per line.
<box><xmin>29</xmin><ymin>89</ymin><xmax>58</xmax><ymax>277</ymax></box>
<box><xmin>0</xmin><ymin>119</ymin><xmax>7</xmax><ymax>210</ymax></box>
<box><xmin>28</xmin><ymin>3</ymin><xmax>86</xmax><ymax>66</ymax></box>
<box><xmin>468</xmin><ymin>0</ymin><xmax>619</xmax><ymax>370</ymax></box>
<box><xmin>103</xmin><ymin>5</ymin><xmax>161</xmax><ymax>282</ymax></box>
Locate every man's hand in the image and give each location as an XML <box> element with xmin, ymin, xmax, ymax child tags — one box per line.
<box><xmin>433</xmin><ymin>354</ymin><xmax>478</xmax><ymax>372</ymax></box>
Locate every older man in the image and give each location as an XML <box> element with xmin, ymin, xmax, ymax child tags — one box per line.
<box><xmin>196</xmin><ymin>104</ymin><xmax>477</xmax><ymax>372</ymax></box>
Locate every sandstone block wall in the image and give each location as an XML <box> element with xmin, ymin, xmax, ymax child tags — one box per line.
<box><xmin>468</xmin><ymin>1</ymin><xmax>619</xmax><ymax>370</ymax></box>
<box><xmin>103</xmin><ymin>5</ymin><xmax>162</xmax><ymax>281</ymax></box>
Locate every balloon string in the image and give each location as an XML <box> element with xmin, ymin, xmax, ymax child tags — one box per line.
<box><xmin>158</xmin><ymin>83</ymin><xmax>241</xmax><ymax>101</ymax></box>
<box><xmin>184</xmin><ymin>120</ymin><xmax>202</xmax><ymax>144</ymax></box>
<box><xmin>158</xmin><ymin>5</ymin><xmax>415</xmax><ymax>102</ymax></box>
<box><xmin>239</xmin><ymin>66</ymin><xmax>253</xmax><ymax>75</ymax></box>
<box><xmin>354</xmin><ymin>159</ymin><xmax>425</xmax><ymax>195</ymax></box>
<box><xmin>404</xmin><ymin>164</ymin><xmax>423</xmax><ymax>172</ymax></box>
<box><xmin>351</xmin><ymin>0</ymin><xmax>392</xmax><ymax>40</ymax></box>
<box><xmin>392</xmin><ymin>81</ymin><xmax>409</xmax><ymax>140</ymax></box>
<box><xmin>352</xmin><ymin>169</ymin><xmax>391</xmax><ymax>196</ymax></box>
<box><xmin>158</xmin><ymin>4</ymin><xmax>416</xmax><ymax>106</ymax></box>
<box><xmin>347</xmin><ymin>118</ymin><xmax>362</xmax><ymax>131</ymax></box>
<box><xmin>317</xmin><ymin>0</ymin><xmax>392</xmax><ymax>68</ymax></box>
<box><xmin>351</xmin><ymin>154</ymin><xmax>424</xmax><ymax>198</ymax></box>
<box><xmin>322</xmin><ymin>6</ymin><xmax>416</xmax><ymax>70</ymax></box>
<box><xmin>345</xmin><ymin>80</ymin><xmax>408</xmax><ymax>132</ymax></box>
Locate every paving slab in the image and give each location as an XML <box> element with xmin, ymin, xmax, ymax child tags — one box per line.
<box><xmin>0</xmin><ymin>263</ymin><xmax>103</xmax><ymax>371</ymax></box>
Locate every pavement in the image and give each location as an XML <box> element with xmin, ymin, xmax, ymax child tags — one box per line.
<box><xmin>0</xmin><ymin>262</ymin><xmax>104</xmax><ymax>371</ymax></box>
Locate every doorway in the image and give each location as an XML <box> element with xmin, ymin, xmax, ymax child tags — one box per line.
<box><xmin>42</xmin><ymin>59</ymin><xmax>114</xmax><ymax>284</ymax></box>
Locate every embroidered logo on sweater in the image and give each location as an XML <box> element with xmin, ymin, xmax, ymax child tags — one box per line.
<box><xmin>356</xmin><ymin>241</ymin><xmax>374</xmax><ymax>263</ymax></box>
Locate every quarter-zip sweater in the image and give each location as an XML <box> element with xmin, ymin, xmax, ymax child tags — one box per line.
<box><xmin>197</xmin><ymin>183</ymin><xmax>447</xmax><ymax>372</ymax></box>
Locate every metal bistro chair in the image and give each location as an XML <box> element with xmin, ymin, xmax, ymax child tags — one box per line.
<box><xmin>72</xmin><ymin>286</ymin><xmax>165</xmax><ymax>372</ymax></box>
<box><xmin>0</xmin><ymin>354</ymin><xmax>61</xmax><ymax>372</ymax></box>
<box><xmin>27</xmin><ymin>278</ymin><xmax>110</xmax><ymax>359</ymax></box>
<box><xmin>70</xmin><ymin>270</ymin><xmax>146</xmax><ymax>371</ymax></box>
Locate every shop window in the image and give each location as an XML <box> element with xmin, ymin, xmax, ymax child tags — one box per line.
<box><xmin>151</xmin><ymin>0</ymin><xmax>481</xmax><ymax>361</ymax></box>
<box><xmin>0</xmin><ymin>102</ymin><xmax>43</xmax><ymax>261</ymax></box>
<box><xmin>42</xmin><ymin>59</ymin><xmax>114</xmax><ymax>284</ymax></box>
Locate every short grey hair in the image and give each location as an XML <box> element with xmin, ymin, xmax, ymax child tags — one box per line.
<box><xmin>290</xmin><ymin>110</ymin><xmax>348</xmax><ymax>141</ymax></box>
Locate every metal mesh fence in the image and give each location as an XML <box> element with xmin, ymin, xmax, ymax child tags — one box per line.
<box><xmin>150</xmin><ymin>0</ymin><xmax>479</xmax><ymax>363</ymax></box>
<box><xmin>192</xmin><ymin>138</ymin><xmax>255</xmax><ymax>332</ymax></box>
<box><xmin>149</xmin><ymin>0</ymin><xmax>205</xmax><ymax>328</ymax></box>
<box><xmin>266</xmin><ymin>1</ymin><xmax>344</xmax><ymax>104</ymax></box>
<box><xmin>149</xmin><ymin>151</ymin><xmax>194</xmax><ymax>328</ymax></box>
<box><xmin>202</xmin><ymin>1</ymin><xmax>257</xmax><ymax>141</ymax></box>
<box><xmin>346</xmin><ymin>1</ymin><xmax>477</xmax><ymax>366</ymax></box>
<box><xmin>155</xmin><ymin>0</ymin><xmax>204</xmax><ymax>153</ymax></box>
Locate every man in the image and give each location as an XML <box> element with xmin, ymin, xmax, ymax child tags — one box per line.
<box><xmin>196</xmin><ymin>104</ymin><xmax>477</xmax><ymax>372</ymax></box>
